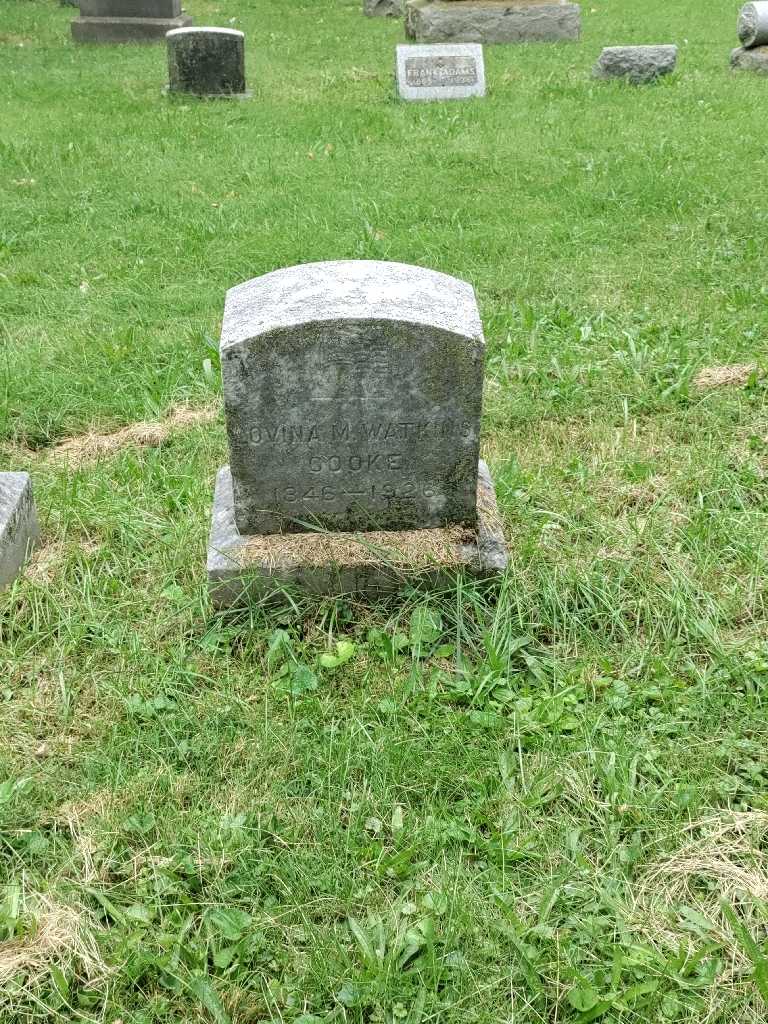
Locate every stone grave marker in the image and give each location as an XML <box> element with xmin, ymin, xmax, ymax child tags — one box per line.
<box><xmin>396</xmin><ymin>43</ymin><xmax>485</xmax><ymax>101</ymax></box>
<box><xmin>166</xmin><ymin>27</ymin><xmax>248</xmax><ymax>97</ymax></box>
<box><xmin>0</xmin><ymin>474</ymin><xmax>40</xmax><ymax>591</ymax></box>
<box><xmin>732</xmin><ymin>3</ymin><xmax>768</xmax><ymax>73</ymax></box>
<box><xmin>207</xmin><ymin>260</ymin><xmax>507</xmax><ymax>605</ymax></box>
<box><xmin>364</xmin><ymin>0</ymin><xmax>404</xmax><ymax>16</ymax></box>
<box><xmin>71</xmin><ymin>0</ymin><xmax>192</xmax><ymax>44</ymax></box>
<box><xmin>593</xmin><ymin>45</ymin><xmax>677</xmax><ymax>84</ymax></box>
<box><xmin>404</xmin><ymin>0</ymin><xmax>581</xmax><ymax>45</ymax></box>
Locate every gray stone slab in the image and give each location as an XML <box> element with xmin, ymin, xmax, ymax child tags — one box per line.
<box><xmin>78</xmin><ymin>0</ymin><xmax>180</xmax><ymax>17</ymax></box>
<box><xmin>593</xmin><ymin>45</ymin><xmax>677</xmax><ymax>84</ymax></box>
<box><xmin>731</xmin><ymin>44</ymin><xmax>768</xmax><ymax>72</ymax></box>
<box><xmin>404</xmin><ymin>0</ymin><xmax>581</xmax><ymax>44</ymax></box>
<box><xmin>738</xmin><ymin>3</ymin><xmax>768</xmax><ymax>49</ymax></box>
<box><xmin>0</xmin><ymin>473</ymin><xmax>40</xmax><ymax>591</ymax></box>
<box><xmin>364</xmin><ymin>0</ymin><xmax>404</xmax><ymax>15</ymax></box>
<box><xmin>71</xmin><ymin>12</ymin><xmax>192</xmax><ymax>43</ymax></box>
<box><xmin>396</xmin><ymin>43</ymin><xmax>485</xmax><ymax>100</ymax></box>
<box><xmin>220</xmin><ymin>260</ymin><xmax>485</xmax><ymax>536</ymax></box>
<box><xmin>207</xmin><ymin>461</ymin><xmax>506</xmax><ymax>606</ymax></box>
<box><xmin>167</xmin><ymin>27</ymin><xmax>247</xmax><ymax>97</ymax></box>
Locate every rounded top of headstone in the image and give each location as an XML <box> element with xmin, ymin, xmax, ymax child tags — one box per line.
<box><xmin>221</xmin><ymin>260</ymin><xmax>483</xmax><ymax>351</ymax></box>
<box><xmin>166</xmin><ymin>25</ymin><xmax>245</xmax><ymax>39</ymax></box>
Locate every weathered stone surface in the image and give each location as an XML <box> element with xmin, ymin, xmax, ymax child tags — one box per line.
<box><xmin>220</xmin><ymin>261</ymin><xmax>485</xmax><ymax>537</ymax></box>
<box><xmin>207</xmin><ymin>461</ymin><xmax>506</xmax><ymax>606</ymax></box>
<box><xmin>78</xmin><ymin>0</ymin><xmax>180</xmax><ymax>17</ymax></box>
<box><xmin>396</xmin><ymin>43</ymin><xmax>485</xmax><ymax>100</ymax></box>
<box><xmin>405</xmin><ymin>0</ymin><xmax>581</xmax><ymax>44</ymax></box>
<box><xmin>738</xmin><ymin>2</ymin><xmax>768</xmax><ymax>49</ymax></box>
<box><xmin>0</xmin><ymin>473</ymin><xmax>40</xmax><ymax>591</ymax></box>
<box><xmin>364</xmin><ymin>0</ymin><xmax>404</xmax><ymax>16</ymax></box>
<box><xmin>731</xmin><ymin>44</ymin><xmax>768</xmax><ymax>72</ymax></box>
<box><xmin>593</xmin><ymin>45</ymin><xmax>677</xmax><ymax>84</ymax></box>
<box><xmin>167</xmin><ymin>27</ymin><xmax>246</xmax><ymax>97</ymax></box>
<box><xmin>71</xmin><ymin>11</ymin><xmax>192</xmax><ymax>43</ymax></box>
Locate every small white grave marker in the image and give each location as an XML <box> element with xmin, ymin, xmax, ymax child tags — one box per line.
<box><xmin>396</xmin><ymin>43</ymin><xmax>485</xmax><ymax>102</ymax></box>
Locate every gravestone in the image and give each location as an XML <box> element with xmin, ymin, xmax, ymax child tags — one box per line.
<box><xmin>167</xmin><ymin>27</ymin><xmax>248</xmax><ymax>97</ymax></box>
<box><xmin>207</xmin><ymin>260</ymin><xmax>507</xmax><ymax>605</ymax></box>
<box><xmin>396</xmin><ymin>43</ymin><xmax>485</xmax><ymax>100</ymax></box>
<box><xmin>71</xmin><ymin>0</ymin><xmax>192</xmax><ymax>44</ymax></box>
<box><xmin>404</xmin><ymin>0</ymin><xmax>581</xmax><ymax>45</ymax></box>
<box><xmin>0</xmin><ymin>474</ymin><xmax>40</xmax><ymax>591</ymax></box>
<box><xmin>738</xmin><ymin>2</ymin><xmax>768</xmax><ymax>48</ymax></box>
<box><xmin>732</xmin><ymin>3</ymin><xmax>768</xmax><ymax>71</ymax></box>
<box><xmin>593</xmin><ymin>45</ymin><xmax>677</xmax><ymax>84</ymax></box>
<box><xmin>364</xmin><ymin>0</ymin><xmax>404</xmax><ymax>16</ymax></box>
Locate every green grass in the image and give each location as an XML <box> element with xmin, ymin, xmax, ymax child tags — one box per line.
<box><xmin>2</xmin><ymin>0</ymin><xmax>768</xmax><ymax>1020</ymax></box>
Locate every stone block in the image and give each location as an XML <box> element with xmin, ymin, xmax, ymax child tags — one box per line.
<box><xmin>364</xmin><ymin>0</ymin><xmax>404</xmax><ymax>16</ymax></box>
<box><xmin>738</xmin><ymin>2</ymin><xmax>768</xmax><ymax>49</ymax></box>
<box><xmin>220</xmin><ymin>260</ymin><xmax>484</xmax><ymax>536</ymax></box>
<box><xmin>167</xmin><ymin>27</ymin><xmax>247</xmax><ymax>97</ymax></box>
<box><xmin>71</xmin><ymin>12</ymin><xmax>192</xmax><ymax>43</ymax></box>
<box><xmin>396</xmin><ymin>42</ymin><xmax>485</xmax><ymax>100</ymax></box>
<box><xmin>207</xmin><ymin>462</ymin><xmax>507</xmax><ymax>606</ymax></box>
<box><xmin>404</xmin><ymin>0</ymin><xmax>581</xmax><ymax>44</ymax></box>
<box><xmin>593</xmin><ymin>45</ymin><xmax>677</xmax><ymax>84</ymax></box>
<box><xmin>731</xmin><ymin>44</ymin><xmax>768</xmax><ymax>72</ymax></box>
<box><xmin>0</xmin><ymin>473</ymin><xmax>40</xmax><ymax>591</ymax></box>
<box><xmin>78</xmin><ymin>0</ymin><xmax>180</xmax><ymax>17</ymax></box>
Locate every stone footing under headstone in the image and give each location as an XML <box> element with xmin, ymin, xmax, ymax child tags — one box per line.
<box><xmin>731</xmin><ymin>44</ymin><xmax>768</xmax><ymax>73</ymax></box>
<box><xmin>0</xmin><ymin>473</ymin><xmax>40</xmax><ymax>591</ymax></box>
<box><xmin>207</xmin><ymin>462</ymin><xmax>507</xmax><ymax>607</ymax></box>
<box><xmin>404</xmin><ymin>0</ymin><xmax>581</xmax><ymax>44</ymax></box>
<box><xmin>71</xmin><ymin>13</ymin><xmax>192</xmax><ymax>44</ymax></box>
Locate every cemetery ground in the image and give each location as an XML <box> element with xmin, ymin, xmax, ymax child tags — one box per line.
<box><xmin>2</xmin><ymin>0</ymin><xmax>768</xmax><ymax>1020</ymax></box>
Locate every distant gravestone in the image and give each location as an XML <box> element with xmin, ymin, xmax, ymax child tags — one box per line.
<box><xmin>396</xmin><ymin>43</ymin><xmax>485</xmax><ymax>101</ymax></box>
<box><xmin>0</xmin><ymin>474</ymin><xmax>40</xmax><ymax>591</ymax></box>
<box><xmin>166</xmin><ymin>27</ymin><xmax>247</xmax><ymax>97</ymax></box>
<box><xmin>207</xmin><ymin>260</ymin><xmax>507</xmax><ymax>604</ymax></box>
<box><xmin>404</xmin><ymin>0</ymin><xmax>581</xmax><ymax>45</ymax></box>
<box><xmin>593</xmin><ymin>45</ymin><xmax>677</xmax><ymax>84</ymax></box>
<box><xmin>364</xmin><ymin>0</ymin><xmax>403</xmax><ymax>16</ymax></box>
<box><xmin>71</xmin><ymin>0</ymin><xmax>192</xmax><ymax>44</ymax></box>
<box><xmin>738</xmin><ymin>2</ymin><xmax>768</xmax><ymax>48</ymax></box>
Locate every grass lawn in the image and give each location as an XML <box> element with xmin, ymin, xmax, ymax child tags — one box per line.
<box><xmin>2</xmin><ymin>0</ymin><xmax>768</xmax><ymax>1020</ymax></box>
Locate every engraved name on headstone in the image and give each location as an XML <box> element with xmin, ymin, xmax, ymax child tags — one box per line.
<box><xmin>220</xmin><ymin>260</ymin><xmax>485</xmax><ymax>535</ymax></box>
<box><xmin>396</xmin><ymin>43</ymin><xmax>485</xmax><ymax>101</ymax></box>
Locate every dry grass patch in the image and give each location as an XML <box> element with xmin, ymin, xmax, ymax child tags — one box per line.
<box><xmin>631</xmin><ymin>812</ymin><xmax>768</xmax><ymax>991</ymax></box>
<box><xmin>693</xmin><ymin>364</ymin><xmax>758</xmax><ymax>392</ymax></box>
<box><xmin>0</xmin><ymin>893</ymin><xmax>107</xmax><ymax>996</ymax></box>
<box><xmin>48</xmin><ymin>404</ymin><xmax>219</xmax><ymax>466</ymax></box>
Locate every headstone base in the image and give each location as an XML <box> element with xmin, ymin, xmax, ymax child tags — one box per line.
<box><xmin>731</xmin><ymin>45</ymin><xmax>768</xmax><ymax>74</ymax></box>
<box><xmin>71</xmin><ymin>13</ymin><xmax>193</xmax><ymax>43</ymax></box>
<box><xmin>404</xmin><ymin>0</ymin><xmax>581</xmax><ymax>44</ymax></box>
<box><xmin>0</xmin><ymin>473</ymin><xmax>40</xmax><ymax>591</ymax></box>
<box><xmin>207</xmin><ymin>462</ymin><xmax>507</xmax><ymax>607</ymax></box>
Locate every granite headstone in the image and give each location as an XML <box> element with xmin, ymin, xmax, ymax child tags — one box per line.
<box><xmin>207</xmin><ymin>260</ymin><xmax>507</xmax><ymax>604</ymax></box>
<box><xmin>166</xmin><ymin>27</ymin><xmax>247</xmax><ymax>97</ymax></box>
<box><xmin>593</xmin><ymin>45</ymin><xmax>677</xmax><ymax>84</ymax></box>
<box><xmin>72</xmin><ymin>0</ymin><xmax>192</xmax><ymax>44</ymax></box>
<box><xmin>396</xmin><ymin>43</ymin><xmax>485</xmax><ymax>101</ymax></box>
<box><xmin>0</xmin><ymin>473</ymin><xmax>40</xmax><ymax>591</ymax></box>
